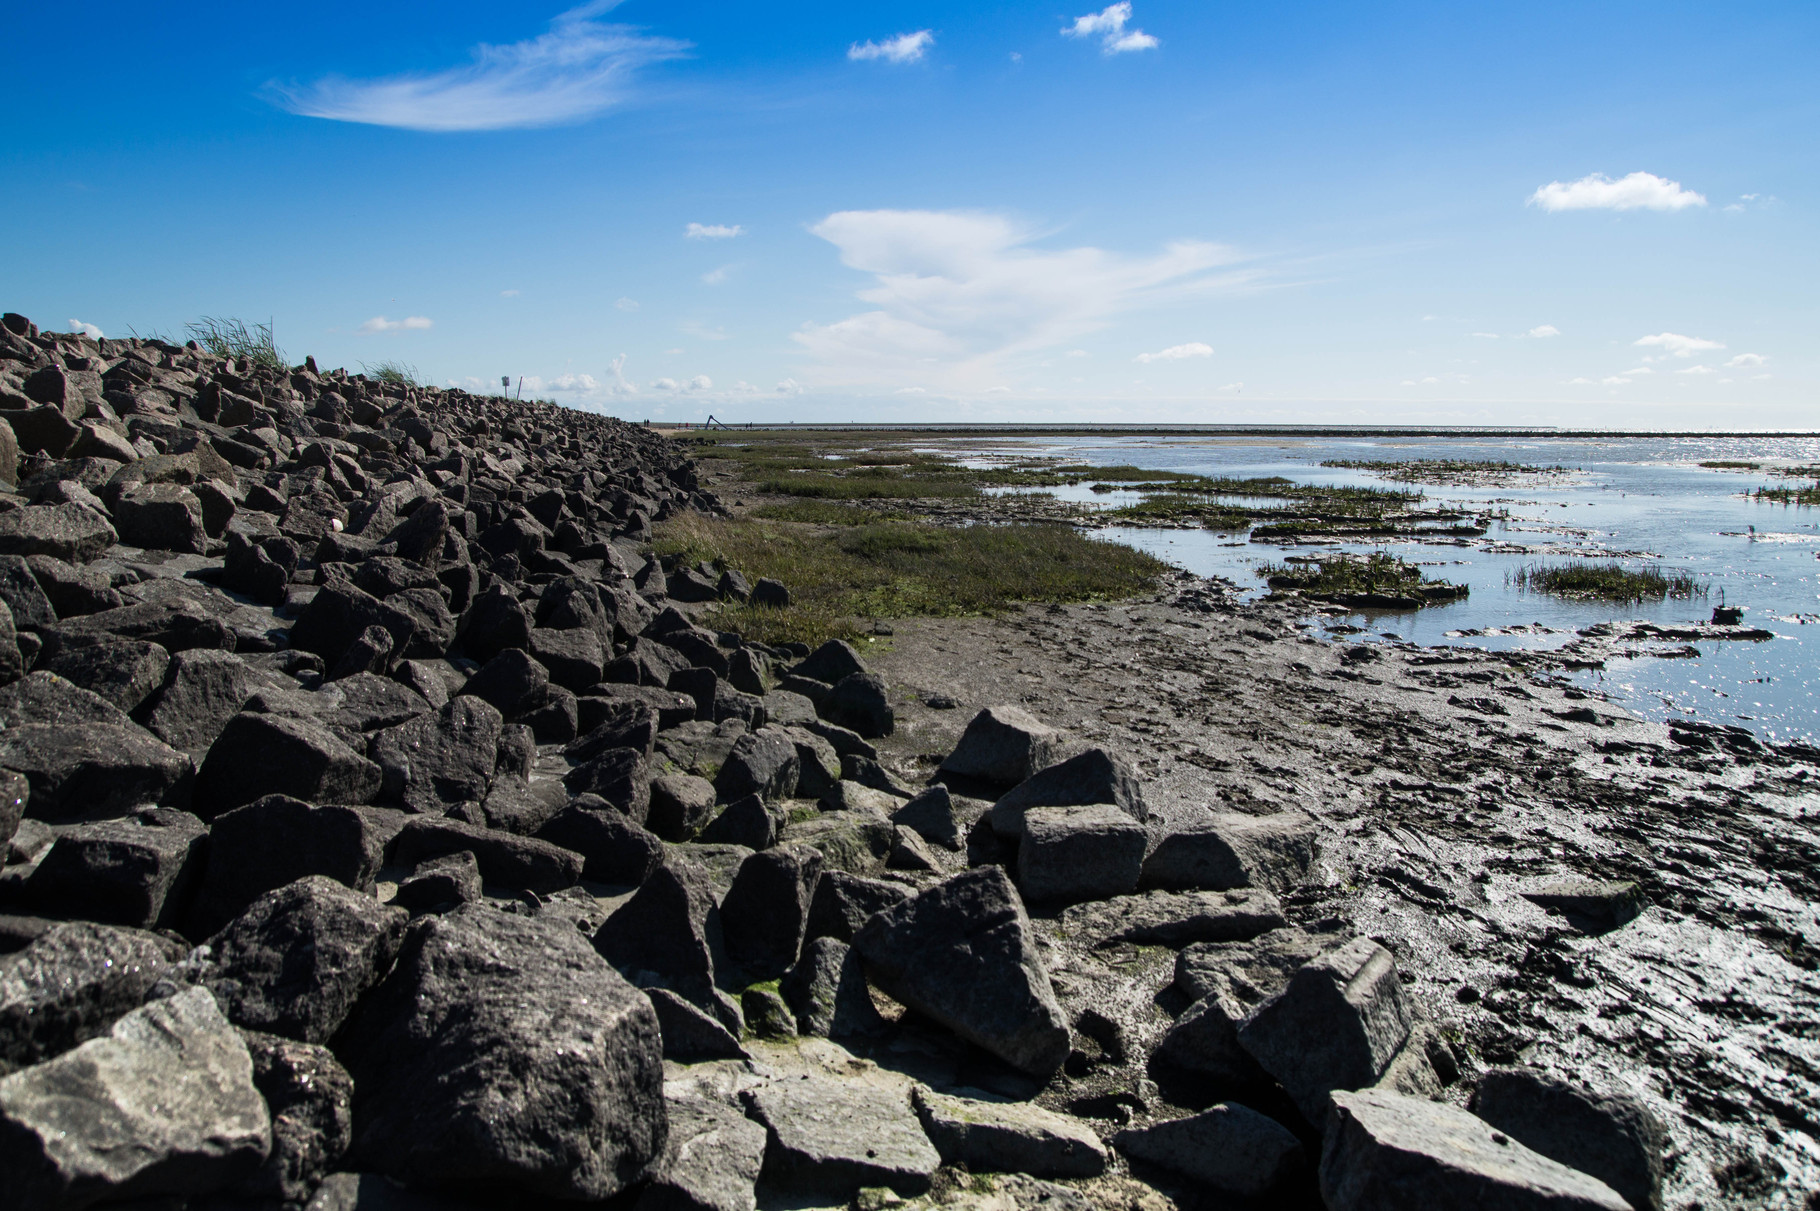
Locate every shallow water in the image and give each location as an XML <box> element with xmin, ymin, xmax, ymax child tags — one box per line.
<box><xmin>951</xmin><ymin>434</ymin><xmax>1820</xmax><ymax>742</ymax></box>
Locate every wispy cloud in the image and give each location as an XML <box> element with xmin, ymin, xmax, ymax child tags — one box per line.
<box><xmin>1528</xmin><ymin>172</ymin><xmax>1706</xmax><ymax>212</ymax></box>
<box><xmin>686</xmin><ymin>222</ymin><xmax>744</xmax><ymax>240</ymax></box>
<box><xmin>271</xmin><ymin>2</ymin><xmax>690</xmax><ymax>132</ymax></box>
<box><xmin>1524</xmin><ymin>324</ymin><xmax>1560</xmax><ymax>338</ymax></box>
<box><xmin>359</xmin><ymin>315</ymin><xmax>433</xmax><ymax>334</ymax></box>
<box><xmin>848</xmin><ymin>30</ymin><xmax>934</xmax><ymax>63</ymax></box>
<box><xmin>1724</xmin><ymin>353</ymin><xmax>1766</xmax><ymax>368</ymax></box>
<box><xmin>649</xmin><ymin>374</ymin><xmax>712</xmax><ymax>392</ymax></box>
<box><xmin>500</xmin><ymin>289</ymin><xmax>520</xmax><ymax>297</ymax></box>
<box><xmin>1134</xmin><ymin>341</ymin><xmax>1212</xmax><ymax>363</ymax></box>
<box><xmin>1062</xmin><ymin>4</ymin><xmax>1159</xmax><ymax>53</ymax></box>
<box><xmin>66</xmin><ymin>319</ymin><xmax>103</xmax><ymax>339</ymax></box>
<box><xmin>701</xmin><ymin>264</ymin><xmax>735</xmax><ymax>285</ymax></box>
<box><xmin>794</xmin><ymin>209</ymin><xmax>1247</xmax><ymax>390</ymax></box>
<box><xmin>1675</xmin><ymin>364</ymin><xmax>1715</xmax><ymax>376</ymax></box>
<box><xmin>615</xmin><ymin>297</ymin><xmax>640</xmax><ymax>311</ymax></box>
<box><xmin>1635</xmin><ymin>331</ymin><xmax>1723</xmax><ymax>358</ymax></box>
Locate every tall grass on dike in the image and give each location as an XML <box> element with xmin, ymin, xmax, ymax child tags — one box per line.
<box><xmin>184</xmin><ymin>317</ymin><xmax>286</xmax><ymax>370</ymax></box>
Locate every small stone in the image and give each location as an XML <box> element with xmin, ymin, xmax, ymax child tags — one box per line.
<box><xmin>916</xmin><ymin>1086</ymin><xmax>1109</xmax><ymax>1178</ymax></box>
<box><xmin>741</xmin><ymin>1077</ymin><xmax>940</xmax><ymax>1199</ymax></box>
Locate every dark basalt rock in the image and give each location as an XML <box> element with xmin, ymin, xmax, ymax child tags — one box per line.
<box><xmin>23</xmin><ymin>808</ymin><xmax>208</xmax><ymax>930</ymax></box>
<box><xmin>535</xmin><ymin>800</ymin><xmax>665</xmax><ymax>886</ymax></box>
<box><xmin>236</xmin><ymin>1030</ymin><xmax>356</xmax><ymax>1204</ymax></box>
<box><xmin>369</xmin><ymin>695</ymin><xmax>504</xmax><ymax>813</ymax></box>
<box><xmin>192</xmin><ymin>710</ymin><xmax>382</xmax><ymax>819</ymax></box>
<box><xmin>338</xmin><ymin>904</ymin><xmax>666</xmax><ymax>1201</ymax></box>
<box><xmin>188</xmin><ymin>795</ymin><xmax>395</xmax><ymax>938</ymax></box>
<box><xmin>391</xmin><ymin>816</ymin><xmax>584</xmax><ymax>894</ymax></box>
<box><xmin>0</xmin><ymin>920</ymin><xmax>186</xmax><ymax>1075</ymax></box>
<box><xmin>0</xmin><ymin>721</ymin><xmax>191</xmax><ymax>820</ymax></box>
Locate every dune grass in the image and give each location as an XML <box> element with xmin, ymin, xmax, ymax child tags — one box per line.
<box><xmin>655</xmin><ymin>511</ymin><xmax>1168</xmax><ymax>645</ymax></box>
<box><xmin>185</xmin><ymin>316</ymin><xmax>286</xmax><ymax>370</ymax></box>
<box><xmin>362</xmin><ymin>359</ymin><xmax>422</xmax><ymax>387</ymax></box>
<box><xmin>1506</xmin><ymin>561</ymin><xmax>1705</xmax><ymax>603</ymax></box>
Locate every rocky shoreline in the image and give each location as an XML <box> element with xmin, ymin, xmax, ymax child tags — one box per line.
<box><xmin>0</xmin><ymin>312</ymin><xmax>1809</xmax><ymax>1210</ymax></box>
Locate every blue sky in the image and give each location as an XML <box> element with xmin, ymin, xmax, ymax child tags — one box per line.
<box><xmin>3</xmin><ymin>1</ymin><xmax>1814</xmax><ymax>426</ymax></box>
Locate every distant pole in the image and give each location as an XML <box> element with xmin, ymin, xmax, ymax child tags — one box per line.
<box><xmin>515</xmin><ymin>377</ymin><xmax>523</xmax><ymax>400</ymax></box>
<box><xmin>500</xmin><ymin>376</ymin><xmax>510</xmax><ymax>397</ymax></box>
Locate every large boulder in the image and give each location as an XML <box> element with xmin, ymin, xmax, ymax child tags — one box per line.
<box><xmin>236</xmin><ymin>1031</ymin><xmax>355</xmax><ymax>1205</ymax></box>
<box><xmin>24</xmin><ymin>809</ymin><xmax>207</xmax><ymax>930</ymax></box>
<box><xmin>192</xmin><ymin>711</ymin><xmax>382</xmax><ymax>819</ymax></box>
<box><xmin>0</xmin><ymin>722</ymin><xmax>190</xmax><ymax>821</ymax></box>
<box><xmin>1113</xmin><ymin>1102</ymin><xmax>1304</xmax><ymax>1197</ymax></box>
<box><xmin>595</xmin><ymin>858</ymin><xmax>726</xmax><ymax>1014</ymax></box>
<box><xmin>1059</xmin><ymin>888</ymin><xmax>1287</xmax><ymax>949</ymax></box>
<box><xmin>339</xmin><ymin>904</ymin><xmax>666</xmax><ymax>1201</ymax></box>
<box><xmin>0</xmin><ymin>921</ymin><xmax>185</xmax><ymax>1075</ymax></box>
<box><xmin>201</xmin><ymin>876</ymin><xmax>410</xmax><ymax>1044</ymax></box>
<box><xmin>562</xmin><ymin>746</ymin><xmax>652</xmax><ymax>820</ymax></box>
<box><xmin>287</xmin><ymin>582</ymin><xmax>417</xmax><ymax>672</ymax></box>
<box><xmin>0</xmin><ymin>503</ymin><xmax>116</xmax><ymax>563</ymax></box>
<box><xmin>113</xmin><ymin>484</ymin><xmax>207</xmax><ymax>555</ymax></box>
<box><xmin>989</xmin><ymin>748</ymin><xmax>1148</xmax><ymax>835</ymax></box>
<box><xmin>637</xmin><ymin>1084</ymin><xmax>766</xmax><ymax>1211</ymax></box>
<box><xmin>820</xmin><ymin>672</ymin><xmax>894</xmax><ymax>738</ymax></box>
<box><xmin>713</xmin><ymin>726</ymin><xmax>799</xmax><ymax>803</ymax></box>
<box><xmin>916</xmin><ymin>1086</ymin><xmax>1108</xmax><ymax>1179</ymax></box>
<box><xmin>851</xmin><ymin>866</ymin><xmax>1070</xmax><ymax>1077</ymax></box>
<box><xmin>939</xmin><ymin>705</ymin><xmax>1066</xmax><ymax>789</ymax></box>
<box><xmin>806</xmin><ymin>870</ymin><xmax>911</xmax><ymax>944</ymax></box>
<box><xmin>37</xmin><ymin>638</ymin><xmax>169</xmax><ymax>713</ymax></box>
<box><xmin>1471</xmin><ymin>1068</ymin><xmax>1668</xmax><ymax>1211</ymax></box>
<box><xmin>390</xmin><ymin>817</ymin><xmax>584</xmax><ymax>894</ymax></box>
<box><xmin>187</xmin><ymin>796</ymin><xmax>396</xmax><ymax>938</ymax></box>
<box><xmin>0</xmin><ymin>986</ymin><xmax>271</xmax><ymax>1209</ymax></box>
<box><xmin>741</xmin><ymin>1077</ymin><xmax>939</xmax><ymax>1199</ymax></box>
<box><xmin>1015</xmin><ymin>803</ymin><xmax>1147</xmax><ymax>904</ymax></box>
<box><xmin>535</xmin><ymin>801</ymin><xmax>665</xmax><ymax>886</ymax></box>
<box><xmin>1141</xmin><ymin>810</ymin><xmax>1319</xmax><ymax>893</ymax></box>
<box><xmin>780</xmin><ymin>936</ymin><xmax>885</xmax><ymax>1040</ymax></box>
<box><xmin>138</xmin><ymin>648</ymin><xmax>255</xmax><ymax>758</ymax></box>
<box><xmin>720</xmin><ymin>843</ymin><xmax>822</xmax><ymax>981</ymax></box>
<box><xmin>369</xmin><ymin>695</ymin><xmax>504</xmax><ymax>813</ymax></box>
<box><xmin>1237</xmin><ymin>937</ymin><xmax>1416</xmax><ymax>1123</ymax></box>
<box><xmin>1322</xmin><ymin>1088</ymin><xmax>1630</xmax><ymax>1211</ymax></box>
<box><xmin>792</xmin><ymin>640</ymin><xmax>867</xmax><ymax>685</ymax></box>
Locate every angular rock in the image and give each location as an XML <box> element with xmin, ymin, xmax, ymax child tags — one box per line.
<box><xmin>193</xmin><ymin>711</ymin><xmax>381</xmax><ymax>819</ymax></box>
<box><xmin>595</xmin><ymin>858</ymin><xmax>725</xmax><ymax>1011</ymax></box>
<box><xmin>1322</xmin><ymin>1087</ymin><xmax>1630</xmax><ymax>1211</ymax></box>
<box><xmin>891</xmin><ymin>783</ymin><xmax>964</xmax><ymax>850</ymax></box>
<box><xmin>327</xmin><ymin>623</ymin><xmax>393</xmax><ymax>680</ymax></box>
<box><xmin>459</xmin><ymin>647</ymin><xmax>549</xmax><ymax>719</ymax></box>
<box><xmin>0</xmin><ymin>986</ymin><xmax>270</xmax><ymax>1209</ymax></box>
<box><xmin>0</xmin><ymin>921</ymin><xmax>185</xmax><ymax>1075</ymax></box>
<box><xmin>991</xmin><ymin>748</ymin><xmax>1147</xmax><ymax>835</ymax></box>
<box><xmin>887</xmin><ymin>824</ymin><xmax>941</xmax><ymax>872</ymax></box>
<box><xmin>721</xmin><ymin>843</ymin><xmax>822</xmax><ymax>980</ymax></box>
<box><xmin>39</xmin><ymin>638</ymin><xmax>169</xmax><ymax>713</ymax></box>
<box><xmin>751</xmin><ymin>577</ymin><xmax>790</xmax><ymax>608</ymax></box>
<box><xmin>1016</xmin><ymin>803</ymin><xmax>1147</xmax><ymax>904</ymax></box>
<box><xmin>113</xmin><ymin>483</ymin><xmax>207</xmax><ymax>555</ymax></box>
<box><xmin>138</xmin><ymin>648</ymin><xmax>253</xmax><ymax>758</ymax></box>
<box><xmin>1114</xmin><ymin>1102</ymin><xmax>1304</xmax><ymax>1196</ymax></box>
<box><xmin>566</xmin><ymin>700</ymin><xmax>658</xmax><ymax>761</ymax></box>
<box><xmin>41</xmin><ymin>597</ymin><xmax>231</xmax><ymax>655</ymax></box>
<box><xmin>0</xmin><ymin>503</ymin><xmax>116</xmax><ymax>563</ymax></box>
<box><xmin>1156</xmin><ymin>983</ymin><xmax>1269</xmax><ymax>1088</ymax></box>
<box><xmin>25</xmin><ymin>808</ymin><xmax>207</xmax><ymax>930</ymax></box>
<box><xmin>852</xmin><ymin>866</ymin><xmax>1070</xmax><ymax>1077</ymax></box>
<box><xmin>780</xmin><ymin>936</ymin><xmax>885</xmax><ymax>1039</ymax></box>
<box><xmin>536</xmin><ymin>801</ymin><xmax>665</xmax><ymax>886</ymax></box>
<box><xmin>821</xmin><ymin>672</ymin><xmax>894</xmax><ymax>738</ymax></box>
<box><xmin>287</xmin><ymin>583</ymin><xmax>417</xmax><ymax>673</ymax></box>
<box><xmin>237</xmin><ymin>1031</ymin><xmax>355</xmax><ymax>1205</ymax></box>
<box><xmin>1519</xmin><ymin>879</ymin><xmax>1646</xmax><ymax>935</ymax></box>
<box><xmin>454</xmin><ymin>584</ymin><xmax>533</xmax><ymax>663</ymax></box>
<box><xmin>741</xmin><ymin>985</ymin><xmax>796</xmax><ymax>1039</ymax></box>
<box><xmin>24</xmin><ymin>554</ymin><xmax>122</xmax><ymax>619</ymax></box>
<box><xmin>1471</xmin><ymin>1068</ymin><xmax>1667</xmax><ymax>1211</ymax></box>
<box><xmin>638</xmin><ymin>1085</ymin><xmax>766</xmax><ymax>1211</ymax></box>
<box><xmin>0</xmin><ymin>671</ymin><xmax>128</xmax><ymax>730</ymax></box>
<box><xmin>1059</xmin><ymin>888</ymin><xmax>1288</xmax><ymax>948</ymax></box>
<box><xmin>782</xmin><ymin>726</ymin><xmax>841</xmax><ymax>799</ymax></box>
<box><xmin>806</xmin><ymin>870</ymin><xmax>911</xmax><ymax>944</ymax></box>
<box><xmin>784</xmin><ymin>810</ymin><xmax>894</xmax><ymax>874</ymax></box>
<box><xmin>562</xmin><ymin>746</ymin><xmax>652</xmax><ymax>821</ymax></box>
<box><xmin>792</xmin><ymin>639</ymin><xmax>867</xmax><ymax>686</ymax></box>
<box><xmin>1175</xmin><ymin>927</ymin><xmax>1337</xmax><ymax>1005</ymax></box>
<box><xmin>369</xmin><ymin>696</ymin><xmax>504</xmax><ymax>813</ymax></box>
<box><xmin>1141</xmin><ymin>810</ymin><xmax>1319</xmax><ymax>893</ymax></box>
<box><xmin>189</xmin><ymin>796</ymin><xmax>395</xmax><ymax>938</ymax></box>
<box><xmin>1237</xmin><ymin>936</ymin><xmax>1416</xmax><ymax>1123</ymax></box>
<box><xmin>917</xmin><ymin>1086</ymin><xmax>1109</xmax><ymax>1179</ymax></box>
<box><xmin>696</xmin><ymin>792</ymin><xmax>777</xmax><ymax>851</ymax></box>
<box><xmin>714</xmin><ymin>726</ymin><xmax>800</xmax><ymax>803</ymax></box>
<box><xmin>392</xmin><ymin>849</ymin><xmax>484</xmax><ymax>913</ymax></box>
<box><xmin>645</xmin><ymin>987</ymin><xmax>748</xmax><ymax>1063</ymax></box>
<box><xmin>0</xmin><ymin>557</ymin><xmax>53</xmax><ymax>630</ymax></box>
<box><xmin>0</xmin><ymin>722</ymin><xmax>190</xmax><ymax>820</ymax></box>
<box><xmin>202</xmin><ymin>875</ymin><xmax>410</xmax><ymax>1044</ymax></box>
<box><xmin>647</xmin><ymin>773</ymin><xmax>717</xmax><ymax>842</ymax></box>
<box><xmin>339</xmin><ymin>905</ymin><xmax>666</xmax><ymax>1201</ymax></box>
<box><xmin>529</xmin><ymin>626</ymin><xmax>605</xmax><ymax>692</ymax></box>
<box><xmin>940</xmin><ymin>706</ymin><xmax>1067</xmax><ymax>789</ymax></box>
<box><xmin>390</xmin><ymin>817</ymin><xmax>583</xmax><ymax>894</ymax></box>
<box><xmin>742</xmin><ymin>1077</ymin><xmax>940</xmax><ymax>1198</ymax></box>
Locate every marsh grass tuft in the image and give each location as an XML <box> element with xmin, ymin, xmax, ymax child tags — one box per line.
<box><xmin>1754</xmin><ymin>481</ymin><xmax>1820</xmax><ymax>505</ymax></box>
<box><xmin>1506</xmin><ymin>561</ymin><xmax>1705</xmax><ymax>602</ymax></box>
<box><xmin>655</xmin><ymin>511</ymin><xmax>1167</xmax><ymax>646</ymax></box>
<box><xmin>1259</xmin><ymin>551</ymin><xmax>1464</xmax><ymax>602</ymax></box>
<box><xmin>362</xmin><ymin>359</ymin><xmax>422</xmax><ymax>387</ymax></box>
<box><xmin>185</xmin><ymin>316</ymin><xmax>286</xmax><ymax>370</ymax></box>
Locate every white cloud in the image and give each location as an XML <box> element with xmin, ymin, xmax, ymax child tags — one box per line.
<box><xmin>685</xmin><ymin>222</ymin><xmax>744</xmax><ymax>240</ymax></box>
<box><xmin>1724</xmin><ymin>353</ymin><xmax>1766</xmax><ymax>368</ymax></box>
<box><xmin>1528</xmin><ymin>172</ymin><xmax>1706</xmax><ymax>212</ymax></box>
<box><xmin>548</xmin><ymin>373</ymin><xmax>599</xmax><ymax>391</ymax></box>
<box><xmin>688</xmin><ymin>375</ymin><xmax>711</xmax><ymax>391</ymax></box>
<box><xmin>776</xmin><ymin>378</ymin><xmax>803</xmax><ymax>395</ymax></box>
<box><xmin>1135</xmin><ymin>341</ymin><xmax>1212</xmax><ymax>363</ymax></box>
<box><xmin>1065</xmin><ymin>349</ymin><xmax>1089</xmax><ymax>358</ymax></box>
<box><xmin>66</xmin><ymin>319</ymin><xmax>103</xmax><ymax>339</ymax></box>
<box><xmin>1635</xmin><ymin>332</ymin><xmax>1723</xmax><ymax>358</ymax></box>
<box><xmin>1524</xmin><ymin>325</ymin><xmax>1560</xmax><ymax>338</ymax></box>
<box><xmin>607</xmin><ymin>353</ymin><xmax>636</xmax><ymax>394</ymax></box>
<box><xmin>895</xmin><ymin>387</ymin><xmax>927</xmax><ymax>394</ymax></box>
<box><xmin>794</xmin><ymin>209</ymin><xmax>1245</xmax><ymax>390</ymax></box>
<box><xmin>848</xmin><ymin>30</ymin><xmax>934</xmax><ymax>63</ymax></box>
<box><xmin>649</xmin><ymin>374</ymin><xmax>711</xmax><ymax>392</ymax></box>
<box><xmin>682</xmin><ymin>321</ymin><xmax>729</xmax><ymax>341</ymax></box>
<box><xmin>500</xmin><ymin>289</ymin><xmax>520</xmax><ymax>297</ymax></box>
<box><xmin>1470</xmin><ymin>332</ymin><xmax>1500</xmax><ymax>339</ymax></box>
<box><xmin>1063</xmin><ymin>4</ymin><xmax>1158</xmax><ymax>52</ymax></box>
<box><xmin>1676</xmin><ymin>364</ymin><xmax>1716</xmax><ymax>376</ymax></box>
<box><xmin>650</xmin><ymin>377</ymin><xmax>679</xmax><ymax>391</ymax></box>
<box><xmin>270</xmin><ymin>1</ymin><xmax>690</xmax><ymax>132</ymax></box>
<box><xmin>615</xmin><ymin>297</ymin><xmax>640</xmax><ymax>311</ymax></box>
<box><xmin>702</xmin><ymin>264</ymin><xmax>735</xmax><ymax>285</ymax></box>
<box><xmin>1219</xmin><ymin>382</ymin><xmax>1243</xmax><ymax>394</ymax></box>
<box><xmin>358</xmin><ymin>315</ymin><xmax>433</xmax><ymax>334</ymax></box>
<box><xmin>732</xmin><ymin>381</ymin><xmax>761</xmax><ymax>394</ymax></box>
<box><xmin>1600</xmin><ymin>376</ymin><xmax>1632</xmax><ymax>385</ymax></box>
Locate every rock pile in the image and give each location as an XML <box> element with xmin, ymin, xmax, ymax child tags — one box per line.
<box><xmin>0</xmin><ymin>313</ymin><xmax>1667</xmax><ymax>1209</ymax></box>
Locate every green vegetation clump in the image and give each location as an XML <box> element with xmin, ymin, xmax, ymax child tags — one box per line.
<box><xmin>656</xmin><ymin>511</ymin><xmax>1167</xmax><ymax>646</ymax></box>
<box><xmin>1321</xmin><ymin>458</ymin><xmax>1569</xmax><ymax>483</ymax></box>
<box><xmin>1700</xmin><ymin>460</ymin><xmax>1762</xmax><ymax>470</ymax></box>
<box><xmin>1753</xmin><ymin>482</ymin><xmax>1820</xmax><ymax>505</ymax></box>
<box><xmin>748</xmin><ymin>500</ymin><xmax>908</xmax><ymax>526</ymax></box>
<box><xmin>362</xmin><ymin>359</ymin><xmax>422</xmax><ymax>387</ymax></box>
<box><xmin>185</xmin><ymin>316</ymin><xmax>286</xmax><ymax>370</ymax></box>
<box><xmin>1258</xmin><ymin>551</ymin><xmax>1467</xmax><ymax>605</ymax></box>
<box><xmin>1506</xmin><ymin>561</ymin><xmax>1706</xmax><ymax>603</ymax></box>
